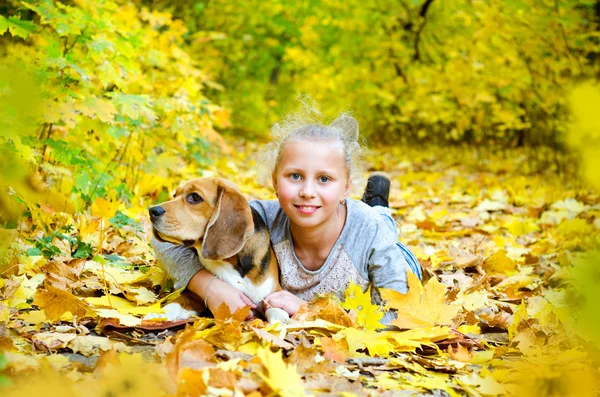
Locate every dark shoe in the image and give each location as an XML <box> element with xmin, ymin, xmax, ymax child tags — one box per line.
<box><xmin>361</xmin><ymin>172</ymin><xmax>390</xmax><ymax>208</ymax></box>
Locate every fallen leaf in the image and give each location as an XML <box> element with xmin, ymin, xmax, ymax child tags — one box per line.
<box><xmin>293</xmin><ymin>295</ymin><xmax>354</xmax><ymax>327</ymax></box>
<box><xmin>382</xmin><ymin>273</ymin><xmax>459</xmax><ymax>329</ymax></box>
<box><xmin>448</xmin><ymin>344</ymin><xmax>472</xmax><ymax>362</ymax></box>
<box><xmin>256</xmin><ymin>346</ymin><xmax>305</xmax><ymax>397</ymax></box>
<box><xmin>34</xmin><ymin>286</ymin><xmax>96</xmax><ymax>322</ymax></box>
<box><xmin>483</xmin><ymin>250</ymin><xmax>518</xmax><ymax>275</ymax></box>
<box><xmin>341</xmin><ymin>282</ymin><xmax>385</xmax><ymax>331</ymax></box>
<box><xmin>251</xmin><ymin>326</ymin><xmax>294</xmax><ymax>349</ymax></box>
<box><xmin>320</xmin><ymin>336</ymin><xmax>348</xmax><ymax>364</ymax></box>
<box><xmin>84</xmin><ymin>295</ymin><xmax>163</xmax><ymax>316</ymax></box>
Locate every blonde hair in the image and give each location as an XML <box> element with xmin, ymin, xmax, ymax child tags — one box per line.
<box><xmin>260</xmin><ymin>100</ymin><xmax>365</xmax><ymax>185</ymax></box>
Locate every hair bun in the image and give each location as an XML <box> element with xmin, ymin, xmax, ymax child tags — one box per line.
<box><xmin>329</xmin><ymin>114</ymin><xmax>359</xmax><ymax>142</ymax></box>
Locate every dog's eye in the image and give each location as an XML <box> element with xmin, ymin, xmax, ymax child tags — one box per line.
<box><xmin>186</xmin><ymin>193</ymin><xmax>203</xmax><ymax>204</ymax></box>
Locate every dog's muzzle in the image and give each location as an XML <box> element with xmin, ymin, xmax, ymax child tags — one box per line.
<box><xmin>149</xmin><ymin>206</ymin><xmax>166</xmax><ymax>222</ymax></box>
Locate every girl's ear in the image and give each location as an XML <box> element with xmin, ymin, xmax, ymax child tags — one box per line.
<box><xmin>344</xmin><ymin>178</ymin><xmax>352</xmax><ymax>198</ymax></box>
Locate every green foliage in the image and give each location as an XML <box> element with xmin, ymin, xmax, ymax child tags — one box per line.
<box><xmin>109</xmin><ymin>210</ymin><xmax>143</xmax><ymax>232</ymax></box>
<box><xmin>165</xmin><ymin>0</ymin><xmax>599</xmax><ymax>145</ymax></box>
<box><xmin>0</xmin><ymin>0</ymin><xmax>228</xmax><ymax>221</ymax></box>
<box><xmin>27</xmin><ymin>228</ymin><xmax>93</xmax><ymax>259</ymax></box>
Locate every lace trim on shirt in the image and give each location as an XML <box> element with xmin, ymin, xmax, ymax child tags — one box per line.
<box><xmin>274</xmin><ymin>240</ymin><xmax>368</xmax><ymax>301</ymax></box>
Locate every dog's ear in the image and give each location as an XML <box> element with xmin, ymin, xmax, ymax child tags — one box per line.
<box><xmin>201</xmin><ymin>184</ymin><xmax>254</xmax><ymax>260</ymax></box>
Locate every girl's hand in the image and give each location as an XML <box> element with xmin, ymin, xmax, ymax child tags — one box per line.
<box><xmin>205</xmin><ymin>278</ymin><xmax>257</xmax><ymax>319</ymax></box>
<box><xmin>188</xmin><ymin>270</ymin><xmax>256</xmax><ymax>319</ymax></box>
<box><xmin>264</xmin><ymin>290</ymin><xmax>307</xmax><ymax>316</ymax></box>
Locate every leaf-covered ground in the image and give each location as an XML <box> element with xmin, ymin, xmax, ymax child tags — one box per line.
<box><xmin>1</xmin><ymin>142</ymin><xmax>598</xmax><ymax>396</ymax></box>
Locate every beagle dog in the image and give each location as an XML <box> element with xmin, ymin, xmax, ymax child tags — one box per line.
<box><xmin>149</xmin><ymin>177</ymin><xmax>288</xmax><ymax>323</ymax></box>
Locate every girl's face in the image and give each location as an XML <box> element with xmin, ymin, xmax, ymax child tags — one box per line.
<box><xmin>273</xmin><ymin>139</ymin><xmax>351</xmax><ymax>232</ymax></box>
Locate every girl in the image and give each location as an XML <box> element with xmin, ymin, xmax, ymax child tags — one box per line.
<box><xmin>151</xmin><ymin>111</ymin><xmax>421</xmax><ymax>321</ymax></box>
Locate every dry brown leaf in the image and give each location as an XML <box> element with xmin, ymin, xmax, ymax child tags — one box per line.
<box><xmin>0</xmin><ymin>278</ymin><xmax>20</xmax><ymax>300</ymax></box>
<box><xmin>165</xmin><ymin>320</ymin><xmax>214</xmax><ymax>378</ymax></box>
<box><xmin>293</xmin><ymin>296</ymin><xmax>354</xmax><ymax>327</ymax></box>
<box><xmin>287</xmin><ymin>344</ymin><xmax>334</xmax><ymax>373</ymax></box>
<box><xmin>447</xmin><ymin>344</ymin><xmax>472</xmax><ymax>362</ymax></box>
<box><xmin>179</xmin><ymin>339</ymin><xmax>216</xmax><ymax>370</ymax></box>
<box><xmin>41</xmin><ymin>259</ymin><xmax>85</xmax><ymax>290</ymax></box>
<box><xmin>320</xmin><ymin>336</ymin><xmax>348</xmax><ymax>364</ymax></box>
<box><xmin>0</xmin><ymin>322</ymin><xmax>14</xmax><ymax>351</ymax></box>
<box><xmin>207</xmin><ymin>368</ymin><xmax>237</xmax><ymax>389</ymax></box>
<box><xmin>476</xmin><ymin>306</ymin><xmax>512</xmax><ymax>328</ymax></box>
<box><xmin>251</xmin><ymin>326</ymin><xmax>294</xmax><ymax>349</ymax></box>
<box><xmin>33</xmin><ymin>285</ymin><xmax>96</xmax><ymax>322</ymax></box>
<box><xmin>448</xmin><ymin>246</ymin><xmax>482</xmax><ymax>269</ymax></box>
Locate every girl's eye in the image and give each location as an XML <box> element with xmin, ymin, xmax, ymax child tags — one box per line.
<box><xmin>290</xmin><ymin>173</ymin><xmax>301</xmax><ymax>180</ymax></box>
<box><xmin>186</xmin><ymin>193</ymin><xmax>203</xmax><ymax>204</ymax></box>
<box><xmin>318</xmin><ymin>176</ymin><xmax>330</xmax><ymax>183</ymax></box>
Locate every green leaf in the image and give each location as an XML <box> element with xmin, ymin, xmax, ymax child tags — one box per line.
<box><xmin>106</xmin><ymin>92</ymin><xmax>157</xmax><ymax>122</ymax></box>
<box><xmin>6</xmin><ymin>16</ymin><xmax>38</xmax><ymax>39</ymax></box>
<box><xmin>109</xmin><ymin>210</ymin><xmax>143</xmax><ymax>232</ymax></box>
<box><xmin>73</xmin><ymin>240</ymin><xmax>93</xmax><ymax>259</ymax></box>
<box><xmin>103</xmin><ymin>253</ymin><xmax>129</xmax><ymax>267</ymax></box>
<box><xmin>77</xmin><ymin>96</ymin><xmax>117</xmax><ymax>123</ymax></box>
<box><xmin>27</xmin><ymin>247</ymin><xmax>41</xmax><ymax>256</ymax></box>
<box><xmin>0</xmin><ymin>16</ymin><xmax>9</xmax><ymax>35</ymax></box>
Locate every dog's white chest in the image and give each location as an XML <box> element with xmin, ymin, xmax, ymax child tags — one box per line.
<box><xmin>201</xmin><ymin>258</ymin><xmax>274</xmax><ymax>304</ymax></box>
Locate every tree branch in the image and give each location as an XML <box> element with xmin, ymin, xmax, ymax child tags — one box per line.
<box><xmin>413</xmin><ymin>0</ymin><xmax>435</xmax><ymax>61</ymax></box>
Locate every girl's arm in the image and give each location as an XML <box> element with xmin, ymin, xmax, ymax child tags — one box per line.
<box><xmin>151</xmin><ymin>236</ymin><xmax>202</xmax><ymax>290</ymax></box>
<box><xmin>187</xmin><ymin>269</ymin><xmax>256</xmax><ymax>316</ymax></box>
<box><xmin>151</xmin><ymin>236</ymin><xmax>256</xmax><ymax>316</ymax></box>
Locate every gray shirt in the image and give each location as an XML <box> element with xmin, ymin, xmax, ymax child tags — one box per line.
<box><xmin>151</xmin><ymin>199</ymin><xmax>409</xmax><ymax>309</ymax></box>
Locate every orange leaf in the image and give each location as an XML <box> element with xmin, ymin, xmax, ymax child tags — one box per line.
<box><xmin>448</xmin><ymin>344</ymin><xmax>472</xmax><ymax>362</ymax></box>
<box><xmin>214</xmin><ymin>302</ymin><xmax>250</xmax><ymax>324</ymax></box>
<box><xmin>293</xmin><ymin>296</ymin><xmax>354</xmax><ymax>327</ymax></box>
<box><xmin>320</xmin><ymin>336</ymin><xmax>348</xmax><ymax>364</ymax></box>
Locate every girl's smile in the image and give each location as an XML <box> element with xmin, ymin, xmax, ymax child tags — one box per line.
<box><xmin>295</xmin><ymin>205</ymin><xmax>320</xmax><ymax>215</ymax></box>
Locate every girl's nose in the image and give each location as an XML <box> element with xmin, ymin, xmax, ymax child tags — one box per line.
<box><xmin>299</xmin><ymin>182</ymin><xmax>316</xmax><ymax>198</ymax></box>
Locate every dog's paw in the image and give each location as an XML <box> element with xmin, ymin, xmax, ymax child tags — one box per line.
<box><xmin>265</xmin><ymin>307</ymin><xmax>290</xmax><ymax>324</ymax></box>
<box><xmin>143</xmin><ymin>303</ymin><xmax>198</xmax><ymax>322</ymax></box>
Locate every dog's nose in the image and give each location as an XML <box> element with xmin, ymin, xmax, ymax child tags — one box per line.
<box><xmin>149</xmin><ymin>206</ymin><xmax>166</xmax><ymax>221</ymax></box>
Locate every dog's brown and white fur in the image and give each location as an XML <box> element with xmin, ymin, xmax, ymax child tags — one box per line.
<box><xmin>149</xmin><ymin>177</ymin><xmax>288</xmax><ymax>322</ymax></box>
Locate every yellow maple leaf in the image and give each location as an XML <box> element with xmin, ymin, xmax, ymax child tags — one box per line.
<box><xmin>256</xmin><ymin>346</ymin><xmax>305</xmax><ymax>397</ymax></box>
<box><xmin>430</xmin><ymin>249</ymin><xmax>454</xmax><ymax>269</ymax></box>
<box><xmin>381</xmin><ymin>273</ymin><xmax>458</xmax><ymax>329</ymax></box>
<box><xmin>34</xmin><ymin>286</ymin><xmax>96</xmax><ymax>322</ymax></box>
<box><xmin>341</xmin><ymin>281</ymin><xmax>385</xmax><ymax>331</ymax></box>
<box><xmin>335</xmin><ymin>328</ymin><xmax>395</xmax><ymax>357</ymax></box>
<box><xmin>508</xmin><ymin>299</ymin><xmax>528</xmax><ymax>341</ymax></box>
<box><xmin>505</xmin><ymin>218</ymin><xmax>539</xmax><ymax>236</ymax></box>
<box><xmin>404</xmin><ymin>372</ymin><xmax>461</xmax><ymax>397</ymax></box>
<box><xmin>90</xmin><ymin>197</ymin><xmax>122</xmax><ymax>219</ymax></box>
<box><xmin>84</xmin><ymin>295</ymin><xmax>163</xmax><ymax>316</ymax></box>
<box><xmin>483</xmin><ymin>250</ymin><xmax>517</xmax><ymax>275</ymax></box>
